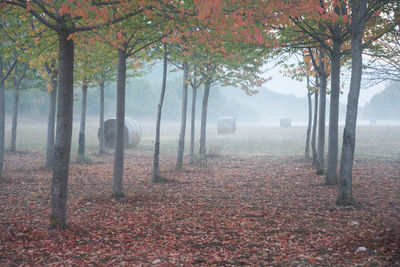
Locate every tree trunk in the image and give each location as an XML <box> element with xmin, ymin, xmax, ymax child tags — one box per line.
<box><xmin>99</xmin><ymin>79</ymin><xmax>105</xmax><ymax>154</ymax></box>
<box><xmin>77</xmin><ymin>79</ymin><xmax>88</xmax><ymax>161</ymax></box>
<box><xmin>199</xmin><ymin>79</ymin><xmax>211</xmax><ymax>156</ymax></box>
<box><xmin>0</xmin><ymin>55</ymin><xmax>17</xmax><ymax>180</ymax></box>
<box><xmin>153</xmin><ymin>44</ymin><xmax>168</xmax><ymax>182</ymax></box>
<box><xmin>305</xmin><ymin>77</ymin><xmax>312</xmax><ymax>159</ymax></box>
<box><xmin>45</xmin><ymin>76</ymin><xmax>57</xmax><ymax>168</ymax></box>
<box><xmin>10</xmin><ymin>62</ymin><xmax>27</xmax><ymax>152</ymax></box>
<box><xmin>176</xmin><ymin>61</ymin><xmax>188</xmax><ymax>169</ymax></box>
<box><xmin>316</xmin><ymin>71</ymin><xmax>327</xmax><ymax>175</ymax></box>
<box><xmin>50</xmin><ymin>30</ymin><xmax>74</xmax><ymax>229</ymax></box>
<box><xmin>326</xmin><ymin>40</ymin><xmax>341</xmax><ymax>185</ymax></box>
<box><xmin>0</xmin><ymin>56</ymin><xmax>5</xmax><ymax>180</ymax></box>
<box><xmin>10</xmin><ymin>85</ymin><xmax>19</xmax><ymax>152</ymax></box>
<box><xmin>112</xmin><ymin>49</ymin><xmax>127</xmax><ymax>198</ymax></box>
<box><xmin>337</xmin><ymin>0</ymin><xmax>366</xmax><ymax>206</ymax></box>
<box><xmin>189</xmin><ymin>84</ymin><xmax>197</xmax><ymax>164</ymax></box>
<box><xmin>311</xmin><ymin>84</ymin><xmax>319</xmax><ymax>165</ymax></box>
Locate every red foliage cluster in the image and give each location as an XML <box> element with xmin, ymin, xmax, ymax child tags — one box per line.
<box><xmin>0</xmin><ymin>152</ymin><xmax>399</xmax><ymax>265</ymax></box>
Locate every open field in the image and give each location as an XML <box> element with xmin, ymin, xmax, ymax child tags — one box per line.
<box><xmin>4</xmin><ymin>117</ymin><xmax>400</xmax><ymax>160</ymax></box>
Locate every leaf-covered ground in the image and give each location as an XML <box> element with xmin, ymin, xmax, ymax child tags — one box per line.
<box><xmin>1</xmin><ymin>152</ymin><xmax>399</xmax><ymax>266</ymax></box>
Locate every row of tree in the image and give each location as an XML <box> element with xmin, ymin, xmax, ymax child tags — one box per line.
<box><xmin>0</xmin><ymin>0</ymin><xmax>399</xmax><ymax>229</ymax></box>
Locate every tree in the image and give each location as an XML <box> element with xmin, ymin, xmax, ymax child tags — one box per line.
<box><xmin>28</xmin><ymin>23</ymin><xmax>59</xmax><ymax>168</ymax></box>
<box><xmin>161</xmin><ymin>41</ymin><xmax>191</xmax><ymax>170</ymax></box>
<box><xmin>153</xmin><ymin>43</ymin><xmax>168</xmax><ymax>182</ymax></box>
<box><xmin>336</xmin><ymin>0</ymin><xmax>399</xmax><ymax>205</ymax></box>
<box><xmin>281</xmin><ymin>51</ymin><xmax>318</xmax><ymax>160</ymax></box>
<box><xmin>308</xmin><ymin>49</ymin><xmax>330</xmax><ymax>175</ymax></box>
<box><xmin>0</xmin><ymin>53</ymin><xmax>17</xmax><ymax>180</ymax></box>
<box><xmin>196</xmin><ymin>46</ymin><xmax>267</xmax><ymax>156</ymax></box>
<box><xmin>311</xmin><ymin>74</ymin><xmax>319</xmax><ymax>165</ymax></box>
<box><xmin>110</xmin><ymin>14</ymin><xmax>170</xmax><ymax>196</ymax></box>
<box><xmin>188</xmin><ymin>63</ymin><xmax>203</xmax><ymax>164</ymax></box>
<box><xmin>93</xmin><ymin>47</ymin><xmax>117</xmax><ymax>155</ymax></box>
<box><xmin>0</xmin><ymin>5</ymin><xmax>25</xmax><ymax>179</ymax></box>
<box><xmin>279</xmin><ymin>0</ymin><xmax>397</xmax><ymax>185</ymax></box>
<box><xmin>9</xmin><ymin>60</ymin><xmax>28</xmax><ymax>152</ymax></box>
<box><xmin>176</xmin><ymin>61</ymin><xmax>188</xmax><ymax>169</ymax></box>
<box><xmin>76</xmin><ymin>76</ymin><xmax>91</xmax><ymax>162</ymax></box>
<box><xmin>2</xmin><ymin>0</ymin><xmax>140</xmax><ymax>228</ymax></box>
<box><xmin>43</xmin><ymin>60</ymin><xmax>58</xmax><ymax>168</ymax></box>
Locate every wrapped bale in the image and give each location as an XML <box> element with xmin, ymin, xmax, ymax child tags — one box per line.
<box><xmin>280</xmin><ymin>118</ymin><xmax>291</xmax><ymax>127</ymax></box>
<box><xmin>218</xmin><ymin>116</ymin><xmax>236</xmax><ymax>135</ymax></box>
<box><xmin>99</xmin><ymin>117</ymin><xmax>142</xmax><ymax>149</ymax></box>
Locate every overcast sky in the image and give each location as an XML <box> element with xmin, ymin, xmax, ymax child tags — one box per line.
<box><xmin>263</xmin><ymin>59</ymin><xmax>387</xmax><ymax>107</ymax></box>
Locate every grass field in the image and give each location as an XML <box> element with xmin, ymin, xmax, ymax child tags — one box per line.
<box><xmin>5</xmin><ymin>116</ymin><xmax>400</xmax><ymax>161</ymax></box>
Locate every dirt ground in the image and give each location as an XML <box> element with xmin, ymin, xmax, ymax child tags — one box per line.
<box><xmin>0</xmin><ymin>152</ymin><xmax>399</xmax><ymax>266</ymax></box>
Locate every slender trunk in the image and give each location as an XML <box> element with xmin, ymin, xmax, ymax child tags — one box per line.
<box><xmin>0</xmin><ymin>57</ymin><xmax>5</xmax><ymax>180</ymax></box>
<box><xmin>305</xmin><ymin>77</ymin><xmax>312</xmax><ymax>159</ymax></box>
<box><xmin>77</xmin><ymin>80</ymin><xmax>88</xmax><ymax>161</ymax></box>
<box><xmin>10</xmin><ymin>86</ymin><xmax>19</xmax><ymax>152</ymax></box>
<box><xmin>311</xmin><ymin>85</ymin><xmax>319</xmax><ymax>165</ymax></box>
<box><xmin>189</xmin><ymin>84</ymin><xmax>197</xmax><ymax>164</ymax></box>
<box><xmin>99</xmin><ymin>79</ymin><xmax>105</xmax><ymax>154</ymax></box>
<box><xmin>45</xmin><ymin>77</ymin><xmax>57</xmax><ymax>168</ymax></box>
<box><xmin>153</xmin><ymin>44</ymin><xmax>168</xmax><ymax>181</ymax></box>
<box><xmin>199</xmin><ymin>79</ymin><xmax>211</xmax><ymax>156</ymax></box>
<box><xmin>326</xmin><ymin>40</ymin><xmax>341</xmax><ymax>185</ymax></box>
<box><xmin>337</xmin><ymin>0</ymin><xmax>366</xmax><ymax>206</ymax></box>
<box><xmin>0</xmin><ymin>55</ymin><xmax>16</xmax><ymax>180</ymax></box>
<box><xmin>316</xmin><ymin>71</ymin><xmax>327</xmax><ymax>175</ymax></box>
<box><xmin>176</xmin><ymin>61</ymin><xmax>188</xmax><ymax>169</ymax></box>
<box><xmin>10</xmin><ymin>62</ymin><xmax>27</xmax><ymax>152</ymax></box>
<box><xmin>112</xmin><ymin>49</ymin><xmax>127</xmax><ymax>197</ymax></box>
<box><xmin>50</xmin><ymin>30</ymin><xmax>74</xmax><ymax>229</ymax></box>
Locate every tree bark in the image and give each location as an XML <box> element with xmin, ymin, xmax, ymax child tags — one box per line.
<box><xmin>199</xmin><ymin>79</ymin><xmax>211</xmax><ymax>156</ymax></box>
<box><xmin>112</xmin><ymin>49</ymin><xmax>127</xmax><ymax>197</ymax></box>
<box><xmin>0</xmin><ymin>54</ymin><xmax>17</xmax><ymax>180</ymax></box>
<box><xmin>0</xmin><ymin>56</ymin><xmax>5</xmax><ymax>180</ymax></box>
<box><xmin>189</xmin><ymin>84</ymin><xmax>197</xmax><ymax>164</ymax></box>
<box><xmin>311</xmin><ymin>83</ymin><xmax>319</xmax><ymax>165</ymax></box>
<box><xmin>153</xmin><ymin>44</ymin><xmax>168</xmax><ymax>182</ymax></box>
<box><xmin>305</xmin><ymin>76</ymin><xmax>312</xmax><ymax>160</ymax></box>
<box><xmin>337</xmin><ymin>0</ymin><xmax>366</xmax><ymax>206</ymax></box>
<box><xmin>316</xmin><ymin>70</ymin><xmax>327</xmax><ymax>175</ymax></box>
<box><xmin>10</xmin><ymin>62</ymin><xmax>27</xmax><ymax>152</ymax></box>
<box><xmin>326</xmin><ymin>40</ymin><xmax>341</xmax><ymax>185</ymax></box>
<box><xmin>99</xmin><ymin>78</ymin><xmax>105</xmax><ymax>154</ymax></box>
<box><xmin>176</xmin><ymin>61</ymin><xmax>188</xmax><ymax>169</ymax></box>
<box><xmin>77</xmin><ymin>79</ymin><xmax>88</xmax><ymax>161</ymax></box>
<box><xmin>45</xmin><ymin>71</ymin><xmax>57</xmax><ymax>168</ymax></box>
<box><xmin>49</xmin><ymin>30</ymin><xmax>74</xmax><ymax>229</ymax></box>
<box><xmin>10</xmin><ymin>84</ymin><xmax>19</xmax><ymax>152</ymax></box>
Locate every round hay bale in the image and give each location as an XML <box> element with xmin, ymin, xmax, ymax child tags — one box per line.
<box><xmin>280</xmin><ymin>118</ymin><xmax>291</xmax><ymax>128</ymax></box>
<box><xmin>217</xmin><ymin>116</ymin><xmax>236</xmax><ymax>135</ymax></box>
<box><xmin>99</xmin><ymin>117</ymin><xmax>141</xmax><ymax>149</ymax></box>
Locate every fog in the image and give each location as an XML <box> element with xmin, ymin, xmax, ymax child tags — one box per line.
<box><xmin>4</xmin><ymin>62</ymin><xmax>400</xmax><ymax>128</ymax></box>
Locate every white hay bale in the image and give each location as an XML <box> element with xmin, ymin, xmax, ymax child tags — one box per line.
<box><xmin>100</xmin><ymin>117</ymin><xmax>142</xmax><ymax>148</ymax></box>
<box><xmin>217</xmin><ymin>116</ymin><xmax>236</xmax><ymax>135</ymax></box>
<box><xmin>280</xmin><ymin>118</ymin><xmax>291</xmax><ymax>127</ymax></box>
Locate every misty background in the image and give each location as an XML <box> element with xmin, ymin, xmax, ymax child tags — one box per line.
<box><xmin>4</xmin><ymin>62</ymin><xmax>400</xmax><ymax>125</ymax></box>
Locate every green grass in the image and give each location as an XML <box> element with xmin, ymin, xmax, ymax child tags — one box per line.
<box><xmin>5</xmin><ymin>117</ymin><xmax>400</xmax><ymax>160</ymax></box>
